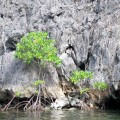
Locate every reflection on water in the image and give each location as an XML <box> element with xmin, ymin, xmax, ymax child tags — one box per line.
<box><xmin>0</xmin><ymin>109</ymin><xmax>120</xmax><ymax>120</ymax></box>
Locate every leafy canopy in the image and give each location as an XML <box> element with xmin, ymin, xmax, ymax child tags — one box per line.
<box><xmin>70</xmin><ymin>70</ymin><xmax>93</xmax><ymax>84</ymax></box>
<box><xmin>15</xmin><ymin>32</ymin><xmax>61</xmax><ymax>65</ymax></box>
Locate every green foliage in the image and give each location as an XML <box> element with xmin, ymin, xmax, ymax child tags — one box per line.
<box><xmin>15</xmin><ymin>91</ymin><xmax>21</xmax><ymax>97</ymax></box>
<box><xmin>15</xmin><ymin>32</ymin><xmax>61</xmax><ymax>65</ymax></box>
<box><xmin>80</xmin><ymin>88</ymin><xmax>89</xmax><ymax>95</ymax></box>
<box><xmin>33</xmin><ymin>80</ymin><xmax>45</xmax><ymax>86</ymax></box>
<box><xmin>34</xmin><ymin>90</ymin><xmax>39</xmax><ymax>95</ymax></box>
<box><xmin>70</xmin><ymin>70</ymin><xmax>93</xmax><ymax>84</ymax></box>
<box><xmin>93</xmin><ymin>82</ymin><xmax>108</xmax><ymax>91</ymax></box>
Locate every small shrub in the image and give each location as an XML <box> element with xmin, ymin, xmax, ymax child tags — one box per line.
<box><xmin>15</xmin><ymin>31</ymin><xmax>61</xmax><ymax>65</ymax></box>
<box><xmin>93</xmin><ymin>82</ymin><xmax>108</xmax><ymax>91</ymax></box>
<box><xmin>70</xmin><ymin>70</ymin><xmax>93</xmax><ymax>95</ymax></box>
<box><xmin>80</xmin><ymin>88</ymin><xmax>89</xmax><ymax>95</ymax></box>
<box><xmin>33</xmin><ymin>80</ymin><xmax>45</xmax><ymax>86</ymax></box>
<box><xmin>70</xmin><ymin>70</ymin><xmax>93</xmax><ymax>84</ymax></box>
<box><xmin>34</xmin><ymin>90</ymin><xmax>39</xmax><ymax>95</ymax></box>
<box><xmin>15</xmin><ymin>91</ymin><xmax>21</xmax><ymax>97</ymax></box>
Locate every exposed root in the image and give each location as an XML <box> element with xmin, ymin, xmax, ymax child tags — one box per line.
<box><xmin>13</xmin><ymin>101</ymin><xmax>29</xmax><ymax>109</ymax></box>
<box><xmin>79</xmin><ymin>101</ymin><xmax>90</xmax><ymax>110</ymax></box>
<box><xmin>1</xmin><ymin>96</ymin><xmax>15</xmax><ymax>111</ymax></box>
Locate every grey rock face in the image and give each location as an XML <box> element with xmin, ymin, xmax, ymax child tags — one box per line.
<box><xmin>0</xmin><ymin>0</ymin><xmax>120</xmax><ymax>98</ymax></box>
<box><xmin>50</xmin><ymin>97</ymin><xmax>69</xmax><ymax>109</ymax></box>
<box><xmin>50</xmin><ymin>91</ymin><xmax>89</xmax><ymax>109</ymax></box>
<box><xmin>0</xmin><ymin>52</ymin><xmax>64</xmax><ymax>98</ymax></box>
<box><xmin>59</xmin><ymin>49</ymin><xmax>77</xmax><ymax>80</ymax></box>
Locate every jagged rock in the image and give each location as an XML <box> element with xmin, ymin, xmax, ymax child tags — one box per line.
<box><xmin>70</xmin><ymin>97</ymin><xmax>81</xmax><ymax>107</ymax></box>
<box><xmin>50</xmin><ymin>6</ymin><xmax>63</xmax><ymax>17</ymax></box>
<box><xmin>50</xmin><ymin>97</ymin><xmax>69</xmax><ymax>109</ymax></box>
<box><xmin>0</xmin><ymin>43</ymin><xmax>4</xmax><ymax>56</ymax></box>
<box><xmin>67</xmin><ymin>91</ymin><xmax>80</xmax><ymax>98</ymax></box>
<box><xmin>69</xmin><ymin>97</ymin><xmax>89</xmax><ymax>110</ymax></box>
<box><xmin>59</xmin><ymin>50</ymin><xmax>77</xmax><ymax>79</ymax></box>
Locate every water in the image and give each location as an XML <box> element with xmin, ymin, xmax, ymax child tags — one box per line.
<box><xmin>0</xmin><ymin>109</ymin><xmax>120</xmax><ymax>120</ymax></box>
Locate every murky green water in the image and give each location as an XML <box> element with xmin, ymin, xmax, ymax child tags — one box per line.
<box><xmin>0</xmin><ymin>109</ymin><xmax>120</xmax><ymax>120</ymax></box>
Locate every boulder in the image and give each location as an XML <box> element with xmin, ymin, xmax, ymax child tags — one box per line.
<box><xmin>50</xmin><ymin>97</ymin><xmax>69</xmax><ymax>109</ymax></box>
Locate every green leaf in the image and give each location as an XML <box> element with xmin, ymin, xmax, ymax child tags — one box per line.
<box><xmin>15</xmin><ymin>91</ymin><xmax>21</xmax><ymax>97</ymax></box>
<box><xmin>33</xmin><ymin>80</ymin><xmax>45</xmax><ymax>86</ymax></box>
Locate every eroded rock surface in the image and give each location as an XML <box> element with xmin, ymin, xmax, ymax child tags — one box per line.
<box><xmin>0</xmin><ymin>52</ymin><xmax>64</xmax><ymax>98</ymax></box>
<box><xmin>0</xmin><ymin>0</ymin><xmax>120</xmax><ymax>105</ymax></box>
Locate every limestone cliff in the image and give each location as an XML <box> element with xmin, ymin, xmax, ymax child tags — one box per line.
<box><xmin>0</xmin><ymin>0</ymin><xmax>120</xmax><ymax>100</ymax></box>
